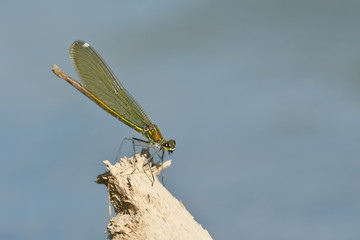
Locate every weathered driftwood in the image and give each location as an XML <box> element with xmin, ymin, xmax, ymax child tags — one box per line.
<box><xmin>97</xmin><ymin>154</ymin><xmax>213</xmax><ymax>240</ymax></box>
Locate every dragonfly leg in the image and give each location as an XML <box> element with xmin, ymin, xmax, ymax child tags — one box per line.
<box><xmin>129</xmin><ymin>139</ymin><xmax>151</xmax><ymax>173</ymax></box>
<box><xmin>116</xmin><ymin>138</ymin><xmax>157</xmax><ymax>175</ymax></box>
<box><xmin>115</xmin><ymin>138</ymin><xmax>152</xmax><ymax>162</ymax></box>
<box><xmin>130</xmin><ymin>139</ymin><xmax>137</xmax><ymax>174</ymax></box>
<box><xmin>143</xmin><ymin>155</ymin><xmax>155</xmax><ymax>185</ymax></box>
<box><xmin>160</xmin><ymin>148</ymin><xmax>165</xmax><ymax>185</ymax></box>
<box><xmin>115</xmin><ymin>138</ymin><xmax>134</xmax><ymax>164</ymax></box>
<box><xmin>142</xmin><ymin>147</ymin><xmax>162</xmax><ymax>185</ymax></box>
<box><xmin>115</xmin><ymin>137</ymin><xmax>164</xmax><ymax>185</ymax></box>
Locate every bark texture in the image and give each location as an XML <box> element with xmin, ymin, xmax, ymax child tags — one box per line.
<box><xmin>97</xmin><ymin>154</ymin><xmax>213</xmax><ymax>240</ymax></box>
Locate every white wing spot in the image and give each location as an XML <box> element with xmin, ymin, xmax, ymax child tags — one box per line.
<box><xmin>83</xmin><ymin>42</ymin><xmax>90</xmax><ymax>48</ymax></box>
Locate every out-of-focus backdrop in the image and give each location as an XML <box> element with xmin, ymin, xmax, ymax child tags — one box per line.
<box><xmin>1</xmin><ymin>1</ymin><xmax>360</xmax><ymax>239</ymax></box>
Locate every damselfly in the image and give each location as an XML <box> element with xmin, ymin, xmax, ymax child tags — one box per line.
<box><xmin>52</xmin><ymin>41</ymin><xmax>176</xmax><ymax>182</ymax></box>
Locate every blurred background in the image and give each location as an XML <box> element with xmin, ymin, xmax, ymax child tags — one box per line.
<box><xmin>1</xmin><ymin>0</ymin><xmax>360</xmax><ymax>239</ymax></box>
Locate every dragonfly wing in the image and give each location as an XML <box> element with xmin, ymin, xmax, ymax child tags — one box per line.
<box><xmin>69</xmin><ymin>41</ymin><xmax>153</xmax><ymax>131</ymax></box>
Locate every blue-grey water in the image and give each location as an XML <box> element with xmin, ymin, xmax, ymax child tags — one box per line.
<box><xmin>1</xmin><ymin>1</ymin><xmax>360</xmax><ymax>239</ymax></box>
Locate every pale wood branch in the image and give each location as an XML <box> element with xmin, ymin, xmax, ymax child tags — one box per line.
<box><xmin>97</xmin><ymin>154</ymin><xmax>213</xmax><ymax>240</ymax></box>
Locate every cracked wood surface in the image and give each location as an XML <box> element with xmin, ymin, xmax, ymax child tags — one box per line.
<box><xmin>97</xmin><ymin>155</ymin><xmax>213</xmax><ymax>240</ymax></box>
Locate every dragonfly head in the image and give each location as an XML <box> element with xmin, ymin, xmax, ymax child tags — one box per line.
<box><xmin>162</xmin><ymin>139</ymin><xmax>176</xmax><ymax>154</ymax></box>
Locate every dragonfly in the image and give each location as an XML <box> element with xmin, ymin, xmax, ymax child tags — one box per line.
<box><xmin>52</xmin><ymin>40</ymin><xmax>176</xmax><ymax>182</ymax></box>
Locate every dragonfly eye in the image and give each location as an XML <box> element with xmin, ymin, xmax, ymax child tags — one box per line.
<box><xmin>163</xmin><ymin>140</ymin><xmax>176</xmax><ymax>154</ymax></box>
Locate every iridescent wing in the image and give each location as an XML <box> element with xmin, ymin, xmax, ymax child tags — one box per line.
<box><xmin>64</xmin><ymin>40</ymin><xmax>152</xmax><ymax>133</ymax></box>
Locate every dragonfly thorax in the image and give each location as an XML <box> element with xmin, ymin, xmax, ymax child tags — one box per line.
<box><xmin>143</xmin><ymin>124</ymin><xmax>164</xmax><ymax>143</ymax></box>
<box><xmin>143</xmin><ymin>124</ymin><xmax>176</xmax><ymax>154</ymax></box>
